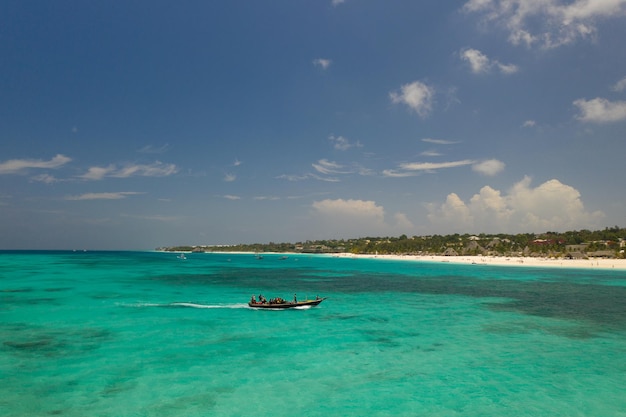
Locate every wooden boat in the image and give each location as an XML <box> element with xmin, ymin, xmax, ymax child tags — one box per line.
<box><xmin>248</xmin><ymin>297</ymin><xmax>326</xmax><ymax>309</ymax></box>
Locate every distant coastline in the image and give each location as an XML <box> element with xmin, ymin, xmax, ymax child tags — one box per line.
<box><xmin>160</xmin><ymin>249</ymin><xmax>626</xmax><ymax>271</ymax></box>
<box><xmin>326</xmin><ymin>252</ymin><xmax>626</xmax><ymax>271</ymax></box>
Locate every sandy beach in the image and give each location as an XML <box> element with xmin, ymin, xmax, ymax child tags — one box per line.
<box><xmin>328</xmin><ymin>253</ymin><xmax>626</xmax><ymax>271</ymax></box>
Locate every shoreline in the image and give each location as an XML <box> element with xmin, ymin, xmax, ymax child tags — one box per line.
<box><xmin>178</xmin><ymin>250</ymin><xmax>626</xmax><ymax>271</ymax></box>
<box><xmin>325</xmin><ymin>253</ymin><xmax>626</xmax><ymax>271</ymax></box>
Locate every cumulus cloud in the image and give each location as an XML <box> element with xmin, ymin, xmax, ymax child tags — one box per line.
<box><xmin>313</xmin><ymin>58</ymin><xmax>332</xmax><ymax>70</ymax></box>
<box><xmin>329</xmin><ymin>135</ymin><xmax>362</xmax><ymax>151</ymax></box>
<box><xmin>463</xmin><ymin>0</ymin><xmax>626</xmax><ymax>48</ymax></box>
<box><xmin>573</xmin><ymin>97</ymin><xmax>626</xmax><ymax>123</ymax></box>
<box><xmin>522</xmin><ymin>120</ymin><xmax>537</xmax><ymax>128</ymax></box>
<box><xmin>66</xmin><ymin>192</ymin><xmax>144</xmax><ymax>201</ymax></box>
<box><xmin>79</xmin><ymin>161</ymin><xmax>178</xmax><ymax>180</ymax></box>
<box><xmin>312</xmin><ymin>198</ymin><xmax>412</xmax><ymax>237</ymax></box>
<box><xmin>460</xmin><ymin>48</ymin><xmax>519</xmax><ymax>74</ymax></box>
<box><xmin>472</xmin><ymin>159</ymin><xmax>505</xmax><ymax>176</ymax></box>
<box><xmin>427</xmin><ymin>176</ymin><xmax>604</xmax><ymax>233</ymax></box>
<box><xmin>0</xmin><ymin>154</ymin><xmax>71</xmax><ymax>174</ymax></box>
<box><xmin>390</xmin><ymin>81</ymin><xmax>435</xmax><ymax>118</ymax></box>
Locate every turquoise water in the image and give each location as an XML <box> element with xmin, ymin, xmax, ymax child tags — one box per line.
<box><xmin>1</xmin><ymin>251</ymin><xmax>625</xmax><ymax>416</ymax></box>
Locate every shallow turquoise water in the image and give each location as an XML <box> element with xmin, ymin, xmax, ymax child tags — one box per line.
<box><xmin>1</xmin><ymin>251</ymin><xmax>625</xmax><ymax>416</ymax></box>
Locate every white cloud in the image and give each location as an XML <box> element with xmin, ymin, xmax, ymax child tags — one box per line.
<box><xmin>31</xmin><ymin>174</ymin><xmax>60</xmax><ymax>184</ymax></box>
<box><xmin>460</xmin><ymin>48</ymin><xmax>519</xmax><ymax>74</ymax></box>
<box><xmin>422</xmin><ymin>138</ymin><xmax>459</xmax><ymax>145</ymax></box>
<box><xmin>421</xmin><ymin>150</ymin><xmax>442</xmax><ymax>157</ymax></box>
<box><xmin>463</xmin><ymin>0</ymin><xmax>626</xmax><ymax>48</ymax></box>
<box><xmin>138</xmin><ymin>144</ymin><xmax>170</xmax><ymax>154</ymax></box>
<box><xmin>0</xmin><ymin>154</ymin><xmax>71</xmax><ymax>174</ymax></box>
<box><xmin>233</xmin><ymin>159</ymin><xmax>242</xmax><ymax>166</ymax></box>
<box><xmin>390</xmin><ymin>81</ymin><xmax>435</xmax><ymax>118</ymax></box>
<box><xmin>573</xmin><ymin>97</ymin><xmax>626</xmax><ymax>123</ymax></box>
<box><xmin>386</xmin><ymin>158</ymin><xmax>504</xmax><ymax>177</ymax></box>
<box><xmin>66</xmin><ymin>192</ymin><xmax>144</xmax><ymax>201</ymax></box>
<box><xmin>427</xmin><ymin>176</ymin><xmax>604</xmax><ymax>233</ymax></box>
<box><xmin>399</xmin><ymin>159</ymin><xmax>476</xmax><ymax>172</ymax></box>
<box><xmin>331</xmin><ymin>0</ymin><xmax>346</xmax><ymax>6</ymax></box>
<box><xmin>460</xmin><ymin>48</ymin><xmax>490</xmax><ymax>73</ymax></box>
<box><xmin>224</xmin><ymin>173</ymin><xmax>236</xmax><ymax>182</ymax></box>
<box><xmin>522</xmin><ymin>120</ymin><xmax>536</xmax><ymax>128</ymax></box>
<box><xmin>612</xmin><ymin>76</ymin><xmax>626</xmax><ymax>92</ymax></box>
<box><xmin>329</xmin><ymin>135</ymin><xmax>362</xmax><ymax>151</ymax></box>
<box><xmin>313</xmin><ymin>58</ymin><xmax>332</xmax><ymax>70</ymax></box>
<box><xmin>80</xmin><ymin>165</ymin><xmax>117</xmax><ymax>180</ymax></box>
<box><xmin>472</xmin><ymin>159</ymin><xmax>505</xmax><ymax>176</ymax></box>
<box><xmin>222</xmin><ymin>195</ymin><xmax>241</xmax><ymax>200</ymax></box>
<box><xmin>80</xmin><ymin>161</ymin><xmax>178</xmax><ymax>180</ymax></box>
<box><xmin>311</xmin><ymin>199</ymin><xmax>411</xmax><ymax>237</ymax></box>
<box><xmin>312</xmin><ymin>159</ymin><xmax>348</xmax><ymax>175</ymax></box>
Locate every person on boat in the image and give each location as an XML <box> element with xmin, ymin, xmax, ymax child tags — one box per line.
<box><xmin>294</xmin><ymin>293</ymin><xmax>297</xmax><ymax>303</ymax></box>
<box><xmin>250</xmin><ymin>295</ymin><xmax>256</xmax><ymax>304</ymax></box>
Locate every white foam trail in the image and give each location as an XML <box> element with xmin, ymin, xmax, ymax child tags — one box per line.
<box><xmin>168</xmin><ymin>302</ymin><xmax>249</xmax><ymax>309</ymax></box>
<box><xmin>119</xmin><ymin>302</ymin><xmax>249</xmax><ymax>309</ymax></box>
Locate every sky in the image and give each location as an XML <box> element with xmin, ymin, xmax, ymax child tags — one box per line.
<box><xmin>1</xmin><ymin>0</ymin><xmax>626</xmax><ymax>250</ymax></box>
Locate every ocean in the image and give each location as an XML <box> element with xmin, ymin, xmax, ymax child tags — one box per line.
<box><xmin>1</xmin><ymin>251</ymin><xmax>625</xmax><ymax>416</ymax></box>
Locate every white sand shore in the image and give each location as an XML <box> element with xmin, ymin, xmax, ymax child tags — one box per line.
<box><xmin>327</xmin><ymin>253</ymin><xmax>626</xmax><ymax>271</ymax></box>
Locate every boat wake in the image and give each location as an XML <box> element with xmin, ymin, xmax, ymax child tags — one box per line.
<box><xmin>120</xmin><ymin>302</ymin><xmax>250</xmax><ymax>309</ymax></box>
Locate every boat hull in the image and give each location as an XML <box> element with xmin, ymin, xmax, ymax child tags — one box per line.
<box><xmin>248</xmin><ymin>298</ymin><xmax>326</xmax><ymax>309</ymax></box>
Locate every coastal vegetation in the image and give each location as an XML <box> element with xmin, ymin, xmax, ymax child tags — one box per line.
<box><xmin>158</xmin><ymin>227</ymin><xmax>626</xmax><ymax>259</ymax></box>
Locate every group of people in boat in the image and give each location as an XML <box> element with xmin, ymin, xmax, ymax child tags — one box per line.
<box><xmin>250</xmin><ymin>293</ymin><xmax>296</xmax><ymax>305</ymax></box>
<box><xmin>250</xmin><ymin>293</ymin><xmax>322</xmax><ymax>305</ymax></box>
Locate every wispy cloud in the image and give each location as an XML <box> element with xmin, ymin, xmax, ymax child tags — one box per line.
<box><xmin>331</xmin><ymin>0</ymin><xmax>346</xmax><ymax>7</ymax></box>
<box><xmin>612</xmin><ymin>76</ymin><xmax>626</xmax><ymax>92</ymax></box>
<box><xmin>329</xmin><ymin>135</ymin><xmax>362</xmax><ymax>151</ymax></box>
<box><xmin>253</xmin><ymin>195</ymin><xmax>280</xmax><ymax>201</ymax></box>
<box><xmin>390</xmin><ymin>81</ymin><xmax>435</xmax><ymax>118</ymax></box>
<box><xmin>0</xmin><ymin>154</ymin><xmax>71</xmax><ymax>175</ymax></box>
<box><xmin>399</xmin><ymin>159</ymin><xmax>477</xmax><ymax>172</ymax></box>
<box><xmin>313</xmin><ymin>58</ymin><xmax>332</xmax><ymax>70</ymax></box>
<box><xmin>463</xmin><ymin>0</ymin><xmax>626</xmax><ymax>49</ymax></box>
<box><xmin>138</xmin><ymin>144</ymin><xmax>170</xmax><ymax>154</ymax></box>
<box><xmin>66</xmin><ymin>192</ymin><xmax>144</xmax><ymax>201</ymax></box>
<box><xmin>79</xmin><ymin>161</ymin><xmax>178</xmax><ymax>180</ymax></box>
<box><xmin>573</xmin><ymin>97</ymin><xmax>626</xmax><ymax>123</ymax></box>
<box><xmin>31</xmin><ymin>174</ymin><xmax>60</xmax><ymax>184</ymax></box>
<box><xmin>224</xmin><ymin>173</ymin><xmax>236</xmax><ymax>182</ymax></box>
<box><xmin>312</xmin><ymin>159</ymin><xmax>349</xmax><ymax>175</ymax></box>
<box><xmin>233</xmin><ymin>159</ymin><xmax>242</xmax><ymax>167</ymax></box>
<box><xmin>420</xmin><ymin>150</ymin><xmax>442</xmax><ymax>157</ymax></box>
<box><xmin>522</xmin><ymin>120</ymin><xmax>536</xmax><ymax>128</ymax></box>
<box><xmin>384</xmin><ymin>158</ymin><xmax>505</xmax><ymax>177</ymax></box>
<box><xmin>422</xmin><ymin>138</ymin><xmax>459</xmax><ymax>145</ymax></box>
<box><xmin>222</xmin><ymin>194</ymin><xmax>241</xmax><ymax>200</ymax></box>
<box><xmin>460</xmin><ymin>48</ymin><xmax>518</xmax><ymax>74</ymax></box>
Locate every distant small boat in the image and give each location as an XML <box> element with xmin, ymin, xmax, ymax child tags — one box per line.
<box><xmin>248</xmin><ymin>297</ymin><xmax>326</xmax><ymax>310</ymax></box>
<box><xmin>177</xmin><ymin>254</ymin><xmax>187</xmax><ymax>260</ymax></box>
<box><xmin>279</xmin><ymin>256</ymin><xmax>288</xmax><ymax>260</ymax></box>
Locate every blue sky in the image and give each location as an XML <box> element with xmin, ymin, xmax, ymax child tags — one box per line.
<box><xmin>1</xmin><ymin>0</ymin><xmax>626</xmax><ymax>249</ymax></box>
